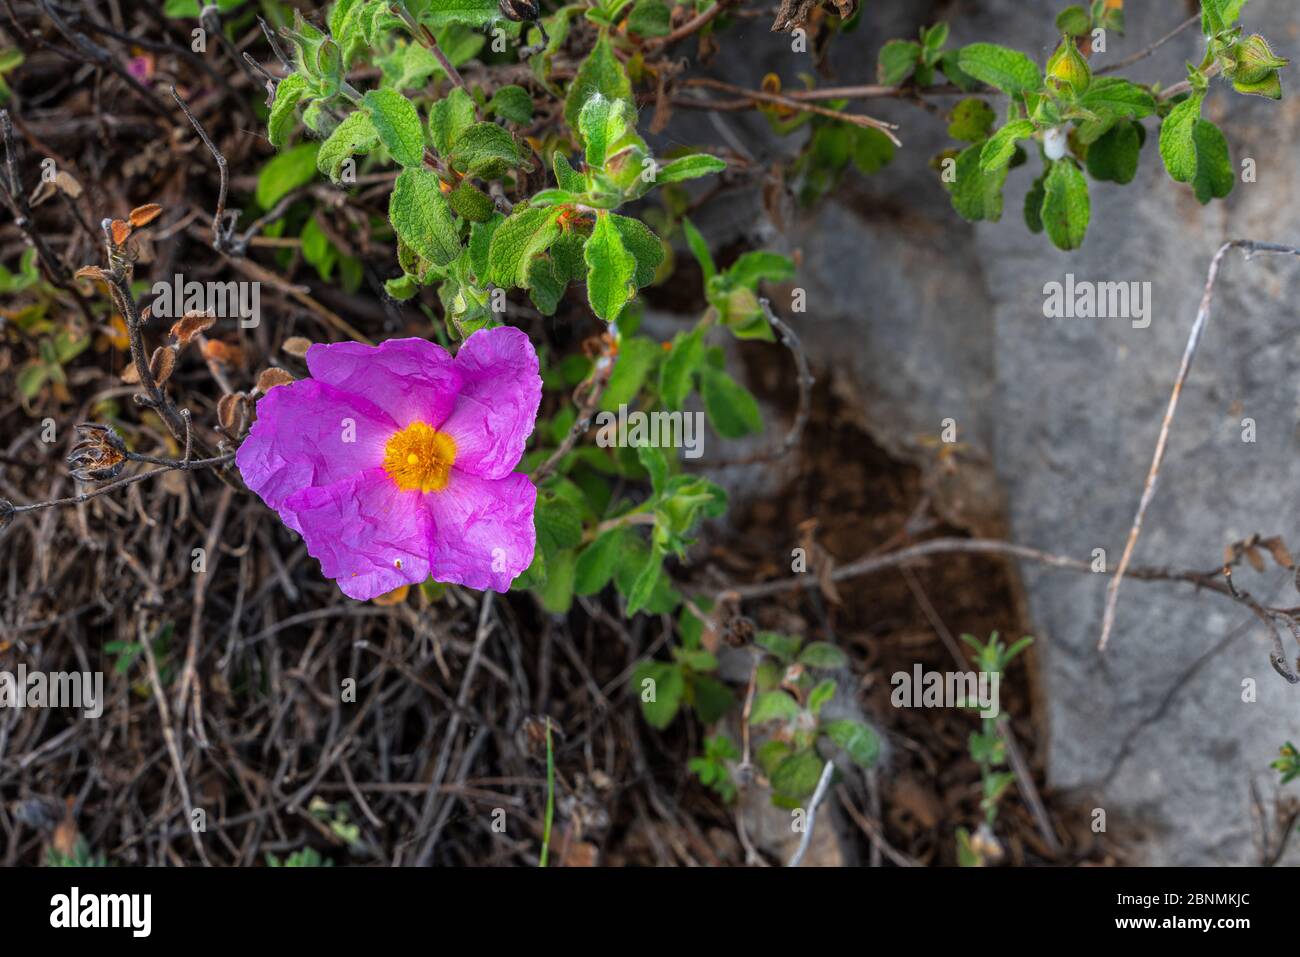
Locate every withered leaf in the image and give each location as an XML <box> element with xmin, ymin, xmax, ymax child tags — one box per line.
<box><xmin>255</xmin><ymin>367</ymin><xmax>295</xmax><ymax>393</ymax></box>
<box><xmin>217</xmin><ymin>392</ymin><xmax>245</xmax><ymax>433</ymax></box>
<box><xmin>128</xmin><ymin>203</ymin><xmax>164</xmax><ymax>228</ymax></box>
<box><xmin>55</xmin><ymin>170</ymin><xmax>84</xmax><ymax>199</ymax></box>
<box><xmin>1263</xmin><ymin>536</ymin><xmax>1294</xmax><ymax>569</ymax></box>
<box><xmin>1246</xmin><ymin>546</ymin><xmax>1266</xmax><ymax>573</ymax></box>
<box><xmin>149</xmin><ymin>346</ymin><xmax>176</xmax><ymax>386</ymax></box>
<box><xmin>282</xmin><ymin>336</ymin><xmax>313</xmax><ymax>358</ymax></box>
<box><xmin>74</xmin><ymin>265</ymin><xmax>107</xmax><ymax>283</ymax></box>
<box><xmin>109</xmin><ymin>219</ymin><xmax>132</xmax><ymax>245</ymax></box>
<box><xmin>170</xmin><ymin>311</ymin><xmax>216</xmax><ymax>345</ymax></box>
<box><xmin>121</xmin><ymin>362</ymin><xmax>141</xmax><ymax>384</ymax></box>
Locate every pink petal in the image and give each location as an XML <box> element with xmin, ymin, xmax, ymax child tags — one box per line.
<box><xmin>439</xmin><ymin>326</ymin><xmax>542</xmax><ymax>480</ymax></box>
<box><xmin>284</xmin><ymin>468</ymin><xmax>432</xmax><ymax>601</ymax></box>
<box><xmin>306</xmin><ymin>337</ymin><xmax>461</xmax><ymax>429</ymax></box>
<box><xmin>426</xmin><ymin>470</ymin><xmax>536</xmax><ymax>592</ymax></box>
<box><xmin>236</xmin><ymin>379</ymin><xmax>395</xmax><ymax>529</ymax></box>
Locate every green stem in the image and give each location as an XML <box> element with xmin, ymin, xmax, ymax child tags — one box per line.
<box><xmin>539</xmin><ymin>719</ymin><xmax>555</xmax><ymax>867</ymax></box>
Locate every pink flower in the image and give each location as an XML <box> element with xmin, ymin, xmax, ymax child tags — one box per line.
<box><xmin>236</xmin><ymin>327</ymin><xmax>541</xmax><ymax>600</ymax></box>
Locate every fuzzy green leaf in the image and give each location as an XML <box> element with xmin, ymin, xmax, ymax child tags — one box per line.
<box><xmin>1085</xmin><ymin>120</ymin><xmax>1140</xmax><ymax>184</ymax></box>
<box><xmin>1158</xmin><ymin>92</ymin><xmax>1203</xmax><ymax>183</ymax></box>
<box><xmin>486</xmin><ymin>205</ymin><xmax>563</xmax><ymax>288</ymax></box>
<box><xmin>487</xmin><ymin>84</ymin><xmax>533</xmax><ymax>123</ymax></box>
<box><xmin>564</xmin><ymin>33</ymin><xmax>633</xmax><ymax>134</ymax></box>
<box><xmin>1040</xmin><ymin>158</ymin><xmax>1090</xmax><ymax>250</ymax></box>
<box><xmin>317</xmin><ymin>110</ymin><xmax>379</xmax><ymax>182</ymax></box>
<box><xmin>656</xmin><ymin>153</ymin><xmax>727</xmax><ymax>184</ymax></box>
<box><xmin>363</xmin><ymin>88</ymin><xmax>424</xmax><ymax>167</ymax></box>
<box><xmin>268</xmin><ymin>73</ymin><xmax>309</xmax><ymax>149</ymax></box>
<box><xmin>389</xmin><ymin>166</ymin><xmax>461</xmax><ymax>266</ymax></box>
<box><xmin>584</xmin><ymin>213</ymin><xmax>638</xmax><ymax>321</ymax></box>
<box><xmin>701</xmin><ymin>366</ymin><xmax>762</xmax><ymax>438</ymax></box>
<box><xmin>957</xmin><ymin>42</ymin><xmax>1043</xmax><ymax>95</ymax></box>
<box><xmin>980</xmin><ymin>119</ymin><xmax>1036</xmax><ymax>173</ymax></box>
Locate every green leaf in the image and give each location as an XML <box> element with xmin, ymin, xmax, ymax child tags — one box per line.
<box><xmin>877</xmin><ymin>39</ymin><xmax>922</xmax><ymax>85</ymax></box>
<box><xmin>1040</xmin><ymin>158</ymin><xmax>1090</xmax><ymax>250</ymax></box>
<box><xmin>1055</xmin><ymin>5</ymin><xmax>1091</xmax><ymax>36</ymax></box>
<box><xmin>447</xmin><ymin>181</ymin><xmax>495</xmax><ymax>221</ymax></box>
<box><xmin>579</xmin><ymin>93</ymin><xmax>634</xmax><ymax>169</ymax></box>
<box><xmin>486</xmin><ymin>206</ymin><xmax>563</xmax><ymax>287</ymax></box>
<box><xmin>724</xmin><ymin>251</ymin><xmax>795</xmax><ymax>289</ymax></box>
<box><xmin>656</xmin><ymin>153</ymin><xmax>727</xmax><ymax>184</ymax></box>
<box><xmin>797</xmin><ymin>641</ymin><xmax>848</xmax><ymax>669</ymax></box>
<box><xmin>750</xmin><ymin>690</ymin><xmax>800</xmax><ymax>725</ymax></box>
<box><xmin>564</xmin><ymin>33</ymin><xmax>633</xmax><ymax>133</ymax></box>
<box><xmin>363</xmin><ymin>88</ymin><xmax>424</xmax><ymax>167</ymax></box>
<box><xmin>627</xmin><ymin>0</ymin><xmax>671</xmax><ymax>37</ymax></box>
<box><xmin>448</xmin><ymin>121</ymin><xmax>523</xmax><ymax>178</ymax></box>
<box><xmin>535</xmin><ymin>490</ymin><xmax>584</xmax><ymax>556</ymax></box>
<box><xmin>389</xmin><ymin>167</ymin><xmax>461</xmax><ymax>267</ymax></box>
<box><xmin>487</xmin><ymin>85</ymin><xmax>534</xmax><ymax>123</ymax></box>
<box><xmin>317</xmin><ymin>110</ymin><xmax>380</xmax><ymax>183</ymax></box>
<box><xmin>1079</xmin><ymin>77</ymin><xmax>1156</xmax><ymax>120</ymax></box>
<box><xmin>700</xmin><ymin>366</ymin><xmax>762</xmax><ymax>438</ymax></box>
<box><xmin>956</xmin><ymin>43</ymin><xmax>1044</xmax><ymax>95</ymax></box>
<box><xmin>770</xmin><ymin>750</ymin><xmax>824</xmax><ymax>800</ymax></box>
<box><xmin>553</xmin><ymin>153</ymin><xmax>586</xmax><ymax>192</ymax></box>
<box><xmin>421</xmin><ymin>0</ymin><xmax>501</xmax><ymax>28</ymax></box>
<box><xmin>633</xmin><ymin>660</ymin><xmax>684</xmax><ymax>729</ymax></box>
<box><xmin>947</xmin><ymin>142</ymin><xmax>1008</xmax><ymax>222</ymax></box>
<box><xmin>659</xmin><ymin>327</ymin><xmax>704</xmax><ymax>410</ymax></box>
<box><xmin>536</xmin><ymin>547</ymin><xmax>575</xmax><ymax>613</ymax></box>
<box><xmin>584</xmin><ymin>213</ymin><xmax>637</xmax><ymax>321</ymax></box>
<box><xmin>756</xmin><ymin>631</ymin><xmax>802</xmax><ymax>662</ymax></box>
<box><xmin>427</xmin><ymin>86</ymin><xmax>476</xmax><ymax>156</ymax></box>
<box><xmin>823</xmin><ymin>719</ymin><xmax>880</xmax><ymax>768</ymax></box>
<box><xmin>980</xmin><ymin>119</ymin><xmax>1036</xmax><ymax>173</ymax></box>
<box><xmin>268</xmin><ymin>73</ymin><xmax>309</xmax><ymax>149</ymax></box>
<box><xmin>947</xmin><ymin>97</ymin><xmax>996</xmax><ymax>142</ymax></box>
<box><xmin>692</xmin><ymin>676</ymin><xmax>735</xmax><ymax>724</ymax></box>
<box><xmin>1085</xmin><ymin>119</ymin><xmax>1140</xmax><ymax>184</ymax></box>
<box><xmin>626</xmin><ymin>542</ymin><xmax>667</xmax><ymax>616</ymax></box>
<box><xmin>256</xmin><ymin>142</ymin><xmax>319</xmax><ymax>208</ymax></box>
<box><xmin>574</xmin><ymin>528</ymin><xmax>625</xmax><ymax>595</ymax></box>
<box><xmin>850</xmin><ymin>127</ymin><xmax>895</xmax><ymax>174</ymax></box>
<box><xmin>608</xmin><ymin>214</ymin><xmax>663</xmax><ymax>287</ymax></box>
<box><xmin>681</xmin><ymin>217</ymin><xmax>716</xmax><ymax>282</ymax></box>
<box><xmin>601</xmin><ymin>337</ymin><xmax>659</xmax><ymax>409</ymax></box>
<box><xmin>808</xmin><ymin>679</ymin><xmax>836</xmax><ymax>716</ymax></box>
<box><xmin>1158</xmin><ymin>92</ymin><xmax>1203</xmax><ymax>183</ymax></box>
<box><xmin>1190</xmin><ymin>119</ymin><xmax>1233</xmax><ymax>204</ymax></box>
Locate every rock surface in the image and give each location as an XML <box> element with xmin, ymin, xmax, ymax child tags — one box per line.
<box><xmin>666</xmin><ymin>0</ymin><xmax>1300</xmax><ymax>864</ymax></box>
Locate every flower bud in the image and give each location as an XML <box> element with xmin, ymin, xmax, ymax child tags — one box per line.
<box><xmin>1046</xmin><ymin>36</ymin><xmax>1091</xmax><ymax>96</ymax></box>
<box><xmin>1230</xmin><ymin>34</ymin><xmax>1289</xmax><ymax>84</ymax></box>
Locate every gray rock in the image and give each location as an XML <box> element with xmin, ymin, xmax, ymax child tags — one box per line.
<box><xmin>669</xmin><ymin>0</ymin><xmax>1300</xmax><ymax>863</ymax></box>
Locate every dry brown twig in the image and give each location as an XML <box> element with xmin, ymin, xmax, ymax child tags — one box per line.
<box><xmin>1099</xmin><ymin>240</ymin><xmax>1300</xmax><ymax>653</ymax></box>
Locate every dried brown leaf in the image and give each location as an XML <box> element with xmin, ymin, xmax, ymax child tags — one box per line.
<box><xmin>128</xmin><ymin>203</ymin><xmax>163</xmax><ymax>228</ymax></box>
<box><xmin>217</xmin><ymin>392</ymin><xmax>244</xmax><ymax>433</ymax></box>
<box><xmin>282</xmin><ymin>336</ymin><xmax>313</xmax><ymax>358</ymax></box>
<box><xmin>1263</xmin><ymin>536</ymin><xmax>1295</xmax><ymax>569</ymax></box>
<box><xmin>55</xmin><ymin>170</ymin><xmax>84</xmax><ymax>199</ymax></box>
<box><xmin>256</xmin><ymin>367</ymin><xmax>295</xmax><ymax>393</ymax></box>
<box><xmin>74</xmin><ymin>265</ymin><xmax>107</xmax><ymax>283</ymax></box>
<box><xmin>1246</xmin><ymin>546</ymin><xmax>1266</xmax><ymax>573</ymax></box>
<box><xmin>149</xmin><ymin>346</ymin><xmax>176</xmax><ymax>386</ymax></box>
<box><xmin>170</xmin><ymin>311</ymin><xmax>216</xmax><ymax>346</ymax></box>
<box><xmin>109</xmin><ymin>219</ymin><xmax>132</xmax><ymax>246</ymax></box>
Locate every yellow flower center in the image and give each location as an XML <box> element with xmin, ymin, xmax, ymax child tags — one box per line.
<box><xmin>383</xmin><ymin>421</ymin><xmax>456</xmax><ymax>493</ymax></box>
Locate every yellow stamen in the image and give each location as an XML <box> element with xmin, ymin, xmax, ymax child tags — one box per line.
<box><xmin>383</xmin><ymin>421</ymin><xmax>456</xmax><ymax>493</ymax></box>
